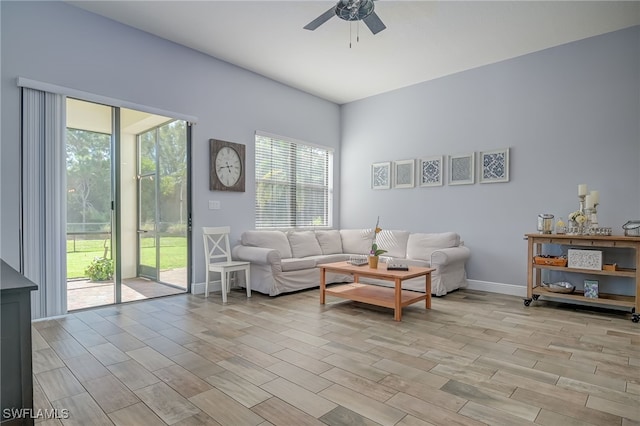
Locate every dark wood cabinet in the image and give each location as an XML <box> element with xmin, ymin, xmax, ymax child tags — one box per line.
<box><xmin>1</xmin><ymin>260</ymin><xmax>37</xmax><ymax>425</ymax></box>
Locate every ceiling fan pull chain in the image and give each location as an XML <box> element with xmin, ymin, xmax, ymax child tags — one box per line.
<box><xmin>357</xmin><ymin>21</ymin><xmax>360</xmax><ymax>43</ymax></box>
<box><xmin>349</xmin><ymin>22</ymin><xmax>352</xmax><ymax>48</ymax></box>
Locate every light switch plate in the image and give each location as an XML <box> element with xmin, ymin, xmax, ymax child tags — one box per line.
<box><xmin>208</xmin><ymin>200</ymin><xmax>221</xmax><ymax>210</ymax></box>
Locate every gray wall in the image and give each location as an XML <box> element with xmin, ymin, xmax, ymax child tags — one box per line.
<box><xmin>340</xmin><ymin>26</ymin><xmax>640</xmax><ymax>291</ymax></box>
<box><xmin>0</xmin><ymin>1</ymin><xmax>341</xmax><ymax>284</ymax></box>
<box><xmin>2</xmin><ymin>1</ymin><xmax>638</xmax><ymax>295</ymax></box>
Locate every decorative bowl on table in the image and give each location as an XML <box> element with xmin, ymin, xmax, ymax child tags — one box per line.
<box><xmin>541</xmin><ymin>281</ymin><xmax>575</xmax><ymax>293</ymax></box>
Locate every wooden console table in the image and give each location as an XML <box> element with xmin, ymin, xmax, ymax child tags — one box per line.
<box><xmin>524</xmin><ymin>234</ymin><xmax>640</xmax><ymax>323</ymax></box>
<box><xmin>319</xmin><ymin>261</ymin><xmax>434</xmax><ymax>321</ymax></box>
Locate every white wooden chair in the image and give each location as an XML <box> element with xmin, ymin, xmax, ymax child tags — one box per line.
<box><xmin>202</xmin><ymin>226</ymin><xmax>250</xmax><ymax>303</ymax></box>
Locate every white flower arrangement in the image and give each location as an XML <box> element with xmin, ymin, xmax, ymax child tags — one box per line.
<box><xmin>569</xmin><ymin>211</ymin><xmax>587</xmax><ymax>224</ymax></box>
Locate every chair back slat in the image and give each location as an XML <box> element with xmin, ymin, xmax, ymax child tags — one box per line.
<box><xmin>203</xmin><ymin>226</ymin><xmax>232</xmax><ymax>263</ymax></box>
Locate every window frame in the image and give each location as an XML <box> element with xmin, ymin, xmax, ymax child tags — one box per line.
<box><xmin>255</xmin><ymin>131</ymin><xmax>333</xmax><ymax>230</ymax></box>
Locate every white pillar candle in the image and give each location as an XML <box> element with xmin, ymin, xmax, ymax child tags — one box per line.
<box><xmin>585</xmin><ymin>194</ymin><xmax>594</xmax><ymax>209</ymax></box>
<box><xmin>578</xmin><ymin>184</ymin><xmax>588</xmax><ymax>196</ymax></box>
<box><xmin>590</xmin><ymin>190</ymin><xmax>599</xmax><ymax>204</ymax></box>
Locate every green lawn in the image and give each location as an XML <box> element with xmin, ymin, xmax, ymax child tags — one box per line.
<box><xmin>67</xmin><ymin>236</ymin><xmax>187</xmax><ymax>279</ymax></box>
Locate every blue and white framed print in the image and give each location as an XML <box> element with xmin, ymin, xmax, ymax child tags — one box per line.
<box><xmin>419</xmin><ymin>156</ymin><xmax>443</xmax><ymax>187</ymax></box>
<box><xmin>394</xmin><ymin>159</ymin><xmax>415</xmax><ymax>188</ymax></box>
<box><xmin>449</xmin><ymin>153</ymin><xmax>475</xmax><ymax>185</ymax></box>
<box><xmin>480</xmin><ymin>148</ymin><xmax>510</xmax><ymax>183</ymax></box>
<box><xmin>371</xmin><ymin>162</ymin><xmax>391</xmax><ymax>189</ymax></box>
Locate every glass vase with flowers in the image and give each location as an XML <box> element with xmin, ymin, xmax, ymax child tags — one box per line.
<box><xmin>568</xmin><ymin>211</ymin><xmax>587</xmax><ymax>234</ymax></box>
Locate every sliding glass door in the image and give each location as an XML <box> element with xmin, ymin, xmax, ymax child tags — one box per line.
<box><xmin>66</xmin><ymin>99</ymin><xmax>116</xmax><ymax>311</ymax></box>
<box><xmin>66</xmin><ymin>100</ymin><xmax>191</xmax><ymax>311</ymax></box>
<box><xmin>137</xmin><ymin>121</ymin><xmax>189</xmax><ymax>289</ymax></box>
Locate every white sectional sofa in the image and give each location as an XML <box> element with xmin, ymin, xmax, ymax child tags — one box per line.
<box><xmin>231</xmin><ymin>229</ymin><xmax>470</xmax><ymax>297</ymax></box>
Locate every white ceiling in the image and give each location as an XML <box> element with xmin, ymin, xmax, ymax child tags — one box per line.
<box><xmin>67</xmin><ymin>1</ymin><xmax>640</xmax><ymax>104</ymax></box>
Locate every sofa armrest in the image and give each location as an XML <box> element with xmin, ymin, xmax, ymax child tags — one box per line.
<box><xmin>431</xmin><ymin>246</ymin><xmax>470</xmax><ymax>268</ymax></box>
<box><xmin>232</xmin><ymin>245</ymin><xmax>281</xmax><ymax>266</ymax></box>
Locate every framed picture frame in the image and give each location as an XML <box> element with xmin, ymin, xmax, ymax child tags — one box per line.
<box><xmin>371</xmin><ymin>162</ymin><xmax>391</xmax><ymax>189</ymax></box>
<box><xmin>583</xmin><ymin>279</ymin><xmax>599</xmax><ymax>298</ymax></box>
<box><xmin>449</xmin><ymin>153</ymin><xmax>475</xmax><ymax>185</ymax></box>
<box><xmin>394</xmin><ymin>159</ymin><xmax>415</xmax><ymax>188</ymax></box>
<box><xmin>479</xmin><ymin>148</ymin><xmax>510</xmax><ymax>183</ymax></box>
<box><xmin>419</xmin><ymin>156</ymin><xmax>443</xmax><ymax>187</ymax></box>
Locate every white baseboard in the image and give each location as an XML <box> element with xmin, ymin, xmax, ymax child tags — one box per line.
<box><xmin>466</xmin><ymin>279</ymin><xmax>527</xmax><ymax>297</ymax></box>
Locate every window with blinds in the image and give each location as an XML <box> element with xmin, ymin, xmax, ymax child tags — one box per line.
<box><xmin>255</xmin><ymin>132</ymin><xmax>333</xmax><ymax>229</ymax></box>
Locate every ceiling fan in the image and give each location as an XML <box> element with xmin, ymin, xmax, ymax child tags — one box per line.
<box><xmin>304</xmin><ymin>0</ymin><xmax>386</xmax><ymax>35</ymax></box>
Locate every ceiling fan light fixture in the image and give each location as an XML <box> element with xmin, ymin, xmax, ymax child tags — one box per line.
<box><xmin>335</xmin><ymin>0</ymin><xmax>374</xmax><ymax>22</ymax></box>
<box><xmin>304</xmin><ymin>0</ymin><xmax>385</xmax><ymax>35</ymax></box>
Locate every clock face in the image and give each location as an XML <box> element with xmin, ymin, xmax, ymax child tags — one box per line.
<box><xmin>215</xmin><ymin>146</ymin><xmax>242</xmax><ymax>187</ymax></box>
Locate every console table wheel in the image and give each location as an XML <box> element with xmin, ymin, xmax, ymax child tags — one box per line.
<box><xmin>532</xmin><ymin>294</ymin><xmax>540</xmax><ymax>301</ymax></box>
<box><xmin>523</xmin><ymin>299</ymin><xmax>532</xmax><ymax>307</ymax></box>
<box><xmin>632</xmin><ymin>314</ymin><xmax>639</xmax><ymax>323</ymax></box>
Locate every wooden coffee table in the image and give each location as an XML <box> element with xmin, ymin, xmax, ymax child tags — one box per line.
<box><xmin>319</xmin><ymin>261</ymin><xmax>434</xmax><ymax>321</ymax></box>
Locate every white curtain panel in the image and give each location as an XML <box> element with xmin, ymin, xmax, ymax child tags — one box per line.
<box><xmin>21</xmin><ymin>87</ymin><xmax>67</xmax><ymax>319</ymax></box>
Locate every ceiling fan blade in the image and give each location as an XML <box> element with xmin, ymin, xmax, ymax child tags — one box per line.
<box><xmin>363</xmin><ymin>11</ymin><xmax>386</xmax><ymax>34</ymax></box>
<box><xmin>304</xmin><ymin>7</ymin><xmax>336</xmax><ymax>31</ymax></box>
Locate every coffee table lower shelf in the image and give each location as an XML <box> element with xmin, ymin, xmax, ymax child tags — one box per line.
<box><xmin>325</xmin><ymin>283</ymin><xmax>427</xmax><ymax>310</ymax></box>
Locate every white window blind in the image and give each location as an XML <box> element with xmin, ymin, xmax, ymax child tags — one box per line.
<box><xmin>255</xmin><ymin>132</ymin><xmax>333</xmax><ymax>229</ymax></box>
<box><xmin>21</xmin><ymin>87</ymin><xmax>68</xmax><ymax>318</ymax></box>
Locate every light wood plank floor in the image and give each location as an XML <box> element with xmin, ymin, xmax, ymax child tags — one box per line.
<box><xmin>32</xmin><ymin>288</ymin><xmax>640</xmax><ymax>425</ymax></box>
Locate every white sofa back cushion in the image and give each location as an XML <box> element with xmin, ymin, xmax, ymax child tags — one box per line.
<box><xmin>407</xmin><ymin>232</ymin><xmax>460</xmax><ymax>261</ymax></box>
<box><xmin>241</xmin><ymin>230</ymin><xmax>293</xmax><ymax>259</ymax></box>
<box><xmin>315</xmin><ymin>230</ymin><xmax>343</xmax><ymax>255</ymax></box>
<box><xmin>340</xmin><ymin>229</ymin><xmax>374</xmax><ymax>255</ymax></box>
<box><xmin>287</xmin><ymin>231</ymin><xmax>323</xmax><ymax>258</ymax></box>
<box><xmin>377</xmin><ymin>230</ymin><xmax>410</xmax><ymax>258</ymax></box>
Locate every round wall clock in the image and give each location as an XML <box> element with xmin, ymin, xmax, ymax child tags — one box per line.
<box><xmin>209</xmin><ymin>139</ymin><xmax>245</xmax><ymax>192</ymax></box>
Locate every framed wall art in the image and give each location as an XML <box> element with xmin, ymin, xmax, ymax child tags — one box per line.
<box><xmin>394</xmin><ymin>159</ymin><xmax>415</xmax><ymax>188</ymax></box>
<box><xmin>419</xmin><ymin>156</ymin><xmax>443</xmax><ymax>187</ymax></box>
<box><xmin>583</xmin><ymin>279</ymin><xmax>599</xmax><ymax>298</ymax></box>
<box><xmin>449</xmin><ymin>153</ymin><xmax>475</xmax><ymax>185</ymax></box>
<box><xmin>371</xmin><ymin>162</ymin><xmax>391</xmax><ymax>189</ymax></box>
<box><xmin>479</xmin><ymin>148</ymin><xmax>510</xmax><ymax>183</ymax></box>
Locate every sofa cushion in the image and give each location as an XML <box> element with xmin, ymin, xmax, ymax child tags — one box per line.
<box><xmin>407</xmin><ymin>232</ymin><xmax>460</xmax><ymax>261</ymax></box>
<box><xmin>241</xmin><ymin>230</ymin><xmax>292</xmax><ymax>259</ymax></box>
<box><xmin>307</xmin><ymin>254</ymin><xmax>348</xmax><ymax>264</ymax></box>
<box><xmin>376</xmin><ymin>230</ymin><xmax>410</xmax><ymax>259</ymax></box>
<box><xmin>315</xmin><ymin>230</ymin><xmax>343</xmax><ymax>255</ymax></box>
<box><xmin>287</xmin><ymin>231</ymin><xmax>323</xmax><ymax>258</ymax></box>
<box><xmin>340</xmin><ymin>229</ymin><xmax>374</xmax><ymax>255</ymax></box>
<box><xmin>281</xmin><ymin>257</ymin><xmax>317</xmax><ymax>272</ymax></box>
